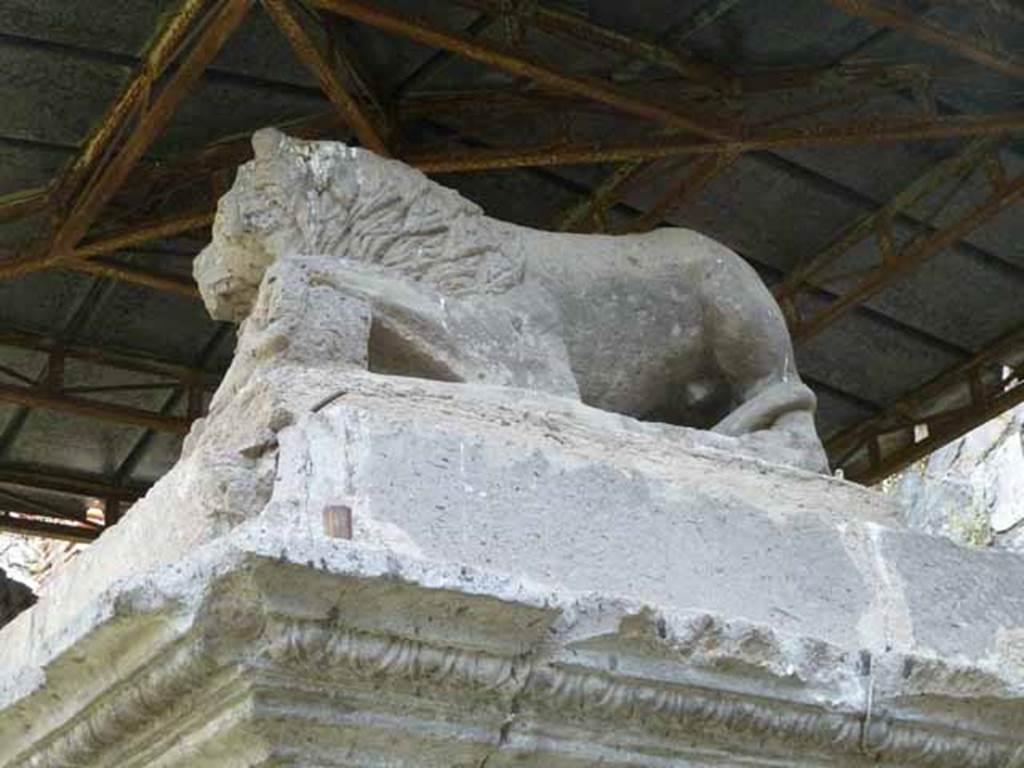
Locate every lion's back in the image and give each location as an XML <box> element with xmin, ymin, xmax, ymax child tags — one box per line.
<box><xmin>517</xmin><ymin>224</ymin><xmax>738</xmax><ymax>296</ymax></box>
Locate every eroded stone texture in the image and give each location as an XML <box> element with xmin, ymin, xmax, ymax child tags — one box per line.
<box><xmin>194</xmin><ymin>128</ymin><xmax>827</xmax><ymax>472</ymax></box>
<box><xmin>1</xmin><ymin>328</ymin><xmax>1022</xmax><ymax>766</ymax></box>
<box><xmin>2</xmin><ymin>132</ymin><xmax>1023</xmax><ymax>767</ymax></box>
<box><xmin>1</xmin><ymin>523</ymin><xmax>1023</xmax><ymax>767</ymax></box>
<box><xmin>892</xmin><ymin>402</ymin><xmax>1024</xmax><ymax>549</ymax></box>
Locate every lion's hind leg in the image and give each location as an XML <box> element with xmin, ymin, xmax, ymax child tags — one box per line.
<box><xmin>712</xmin><ymin>373</ymin><xmax>829</xmax><ymax>474</ymax></box>
<box><xmin>699</xmin><ymin>252</ymin><xmax>828</xmax><ymax>473</ymax></box>
<box><xmin>711</xmin><ymin>379</ymin><xmax>816</xmax><ymax>437</ymax></box>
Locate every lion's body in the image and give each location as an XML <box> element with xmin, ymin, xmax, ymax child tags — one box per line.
<box><xmin>516</xmin><ymin>226</ymin><xmax>759</xmax><ymax>427</ymax></box>
<box><xmin>196</xmin><ymin>129</ymin><xmax>828</xmax><ymax>471</ymax></box>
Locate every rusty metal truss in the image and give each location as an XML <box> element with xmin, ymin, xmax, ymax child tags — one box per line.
<box><xmin>2</xmin><ymin>0</ymin><xmax>254</xmax><ymax>281</ymax></box>
<box><xmin>775</xmin><ymin>136</ymin><xmax>1024</xmax><ymax>342</ymax></box>
<box><xmin>828</xmin><ymin>323</ymin><xmax>1024</xmax><ymax>484</ymax></box>
<box><xmin>264</xmin><ymin>0</ymin><xmax>392</xmax><ymax>154</ymax></box>
<box><xmin>1</xmin><ymin>0</ymin><xmax>1024</xmax><ymax>539</ymax></box>
<box><xmin>0</xmin><ymin>512</ymin><xmax>101</xmax><ymax>543</ymax></box>
<box><xmin>823</xmin><ymin>0</ymin><xmax>1024</xmax><ymax>82</ymax></box>
<box><xmin>0</xmin><ymin>327</ymin><xmax>219</xmax><ymax>433</ymax></box>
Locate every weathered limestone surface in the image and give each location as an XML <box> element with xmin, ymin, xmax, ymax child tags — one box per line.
<box><xmin>1</xmin><ymin>356</ymin><xmax>1023</xmax><ymax>766</ymax></box>
<box><xmin>194</xmin><ymin>128</ymin><xmax>828</xmax><ymax>472</ymax></box>
<box><xmin>892</xmin><ymin>402</ymin><xmax>1024</xmax><ymax>550</ymax></box>
<box><xmin>1</xmin><ymin>137</ymin><xmax>1023</xmax><ymax>766</ymax></box>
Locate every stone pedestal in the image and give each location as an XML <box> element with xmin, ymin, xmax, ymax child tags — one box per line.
<box><xmin>2</xmin><ymin>372</ymin><xmax>1024</xmax><ymax>767</ymax></box>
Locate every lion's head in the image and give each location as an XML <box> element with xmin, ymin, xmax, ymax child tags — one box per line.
<box><xmin>195</xmin><ymin>128</ymin><xmax>523</xmax><ymax>322</ymax></box>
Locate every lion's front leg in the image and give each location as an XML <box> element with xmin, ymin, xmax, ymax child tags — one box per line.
<box><xmin>212</xmin><ymin>258</ymin><xmax>373</xmax><ymax>412</ymax></box>
<box><xmin>305</xmin><ymin>262</ymin><xmax>581</xmax><ymax>399</ymax></box>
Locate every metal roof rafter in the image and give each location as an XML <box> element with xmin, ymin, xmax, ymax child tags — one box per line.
<box><xmin>264</xmin><ymin>0</ymin><xmax>392</xmax><ymax>154</ymax></box>
<box><xmin>822</xmin><ymin>0</ymin><xmax>1024</xmax><ymax>82</ymax></box>
<box><xmin>828</xmin><ymin>323</ymin><xmax>1024</xmax><ymax>483</ymax></box>
<box><xmin>309</xmin><ymin>0</ymin><xmax>737</xmax><ymax>141</ymax></box>
<box><xmin>791</xmin><ymin>161</ymin><xmax>1024</xmax><ymax>343</ymax></box>
<box><xmin>0</xmin><ymin>0</ymin><xmax>254</xmax><ymax>280</ymax></box>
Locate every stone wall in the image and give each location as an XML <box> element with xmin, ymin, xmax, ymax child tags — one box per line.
<box><xmin>890</xmin><ymin>403</ymin><xmax>1024</xmax><ymax>550</ymax></box>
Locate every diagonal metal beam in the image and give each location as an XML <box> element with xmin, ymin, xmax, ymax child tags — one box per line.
<box><xmin>0</xmin><ymin>512</ymin><xmax>100</xmax><ymax>543</ymax></box>
<box><xmin>0</xmin><ymin>0</ymin><xmax>252</xmax><ymax>281</ymax></box>
<box><xmin>324</xmin><ymin>15</ymin><xmax>395</xmax><ymax>144</ymax></box>
<box><xmin>13</xmin><ymin>200</ymin><xmax>213</xmax><ymax>299</ymax></box>
<box><xmin>549</xmin><ymin>74</ymin><xmax>852</xmax><ymax>233</ymax></box>
<box><xmin>452</xmin><ymin>0</ymin><xmax>735</xmax><ymax>90</ymax></box>
<box><xmin>738</xmin><ymin>61</ymin><xmax>933</xmax><ymax>94</ymax></box>
<box><xmin>264</xmin><ymin>0</ymin><xmax>391</xmax><ymax>154</ymax></box>
<box><xmin>0</xmin><ymin>487</ymin><xmax>66</xmax><ymax>519</ymax></box>
<box><xmin>660</xmin><ymin>0</ymin><xmax>747</xmax><ymax>49</ymax></box>
<box><xmin>790</xmin><ymin>164</ymin><xmax>1024</xmax><ymax>343</ymax></box>
<box><xmin>551</xmin><ymin>160</ymin><xmax>650</xmax><ymax>231</ymax></box>
<box><xmin>391</xmin><ymin>11</ymin><xmax>498</xmax><ymax>97</ymax></box>
<box><xmin>310</xmin><ymin>0</ymin><xmax>735</xmax><ymax>141</ymax></box>
<box><xmin>612</xmin><ymin>86</ymin><xmax>908</xmax><ymax>235</ymax></box>
<box><xmin>827</xmin><ymin>322</ymin><xmax>1024</xmax><ymax>483</ymax></box>
<box><xmin>774</xmin><ymin>136</ymin><xmax>999</xmax><ymax>308</ymax></box>
<box><xmin>0</xmin><ymin>187</ymin><xmax>50</xmax><ymax>223</ymax></box>
<box><xmin>73</xmin><ymin>209</ymin><xmax>215</xmax><ymax>260</ymax></box>
<box><xmin>546</xmin><ymin>0</ymin><xmax>793</xmax><ymax>234</ymax></box>
<box><xmin>49</xmin><ymin>0</ymin><xmax>253</xmax><ymax>258</ymax></box>
<box><xmin>0</xmin><ymin>364</ymin><xmax>36</xmax><ymax>388</ymax></box>
<box><xmin>46</xmin><ymin>0</ymin><xmax>218</xmax><ymax>218</ymax></box>
<box><xmin>0</xmin><ymin>464</ymin><xmax>146</xmax><ymax>502</ymax></box>
<box><xmin>822</xmin><ymin>0</ymin><xmax>1024</xmax><ymax>82</ymax></box>
<box><xmin>121</xmin><ymin>112</ymin><xmax>344</xmax><ymax>195</ymax></box>
<box><xmin>616</xmin><ymin>152</ymin><xmax>740</xmax><ymax>234</ymax></box>
<box><xmin>0</xmin><ymin>327</ymin><xmax>222</xmax><ymax>386</ymax></box>
<box><xmin>592</xmin><ymin>0</ymin><xmax>749</xmax><ymax>86</ymax></box>
<box><xmin>65</xmin><ymin>259</ymin><xmax>200</xmax><ymax>299</ymax></box>
<box><xmin>0</xmin><ymin>382</ymin><xmax>192</xmax><ymax>434</ymax></box>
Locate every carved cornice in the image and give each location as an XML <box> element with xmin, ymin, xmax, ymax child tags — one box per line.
<box><xmin>260</xmin><ymin>617</ymin><xmax>1024</xmax><ymax>768</ymax></box>
<box><xmin>9</xmin><ymin>637</ymin><xmax>231</xmax><ymax>768</ymax></box>
<box><xmin>5</xmin><ymin>575</ymin><xmax>1024</xmax><ymax>768</ymax></box>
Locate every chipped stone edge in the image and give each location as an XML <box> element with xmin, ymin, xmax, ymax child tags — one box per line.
<box><xmin>2</xmin><ymin>524</ymin><xmax>1023</xmax><ymax>768</ymax></box>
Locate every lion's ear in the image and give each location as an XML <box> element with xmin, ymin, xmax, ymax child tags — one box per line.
<box><xmin>252</xmin><ymin>127</ymin><xmax>288</xmax><ymax>160</ymax></box>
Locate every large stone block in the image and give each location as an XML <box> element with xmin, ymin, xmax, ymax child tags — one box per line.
<box><xmin>3</xmin><ymin>135</ymin><xmax>1022</xmax><ymax>767</ymax></box>
<box><xmin>1</xmin><ymin>371</ymin><xmax>1023</xmax><ymax>767</ymax></box>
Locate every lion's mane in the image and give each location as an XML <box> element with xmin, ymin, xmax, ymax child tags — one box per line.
<box><xmin>225</xmin><ymin>130</ymin><xmax>526</xmax><ymax>298</ymax></box>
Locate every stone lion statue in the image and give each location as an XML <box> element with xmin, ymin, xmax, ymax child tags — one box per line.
<box><xmin>195</xmin><ymin>128</ymin><xmax>827</xmax><ymax>472</ymax></box>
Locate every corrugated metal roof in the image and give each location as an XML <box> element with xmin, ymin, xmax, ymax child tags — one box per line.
<box><xmin>0</xmin><ymin>0</ymin><xmax>1021</xmax><ymax>536</ymax></box>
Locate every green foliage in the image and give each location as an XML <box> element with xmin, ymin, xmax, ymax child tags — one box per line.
<box><xmin>947</xmin><ymin>507</ymin><xmax>993</xmax><ymax>549</ymax></box>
